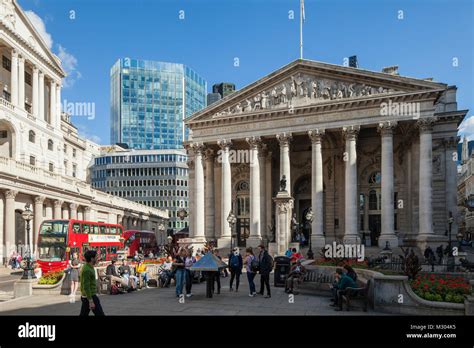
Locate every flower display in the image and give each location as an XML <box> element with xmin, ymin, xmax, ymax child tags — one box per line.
<box><xmin>410</xmin><ymin>274</ymin><xmax>471</xmax><ymax>303</ymax></box>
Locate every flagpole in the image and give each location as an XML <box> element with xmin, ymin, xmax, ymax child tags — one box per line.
<box><xmin>300</xmin><ymin>0</ymin><xmax>303</xmax><ymax>59</ymax></box>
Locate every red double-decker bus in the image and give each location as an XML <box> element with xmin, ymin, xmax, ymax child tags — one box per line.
<box><xmin>123</xmin><ymin>230</ymin><xmax>158</xmax><ymax>258</ymax></box>
<box><xmin>36</xmin><ymin>219</ymin><xmax>124</xmax><ymax>274</ymax></box>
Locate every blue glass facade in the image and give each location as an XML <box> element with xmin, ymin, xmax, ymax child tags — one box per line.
<box><xmin>110</xmin><ymin>59</ymin><xmax>206</xmax><ymax>149</ymax></box>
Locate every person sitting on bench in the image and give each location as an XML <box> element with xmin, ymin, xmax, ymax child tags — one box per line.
<box><xmin>285</xmin><ymin>259</ymin><xmax>306</xmax><ymax>294</ymax></box>
<box><xmin>119</xmin><ymin>260</ymin><xmax>139</xmax><ymax>290</ymax></box>
<box><xmin>330</xmin><ymin>268</ymin><xmax>356</xmax><ymax>311</ymax></box>
<box><xmin>106</xmin><ymin>259</ymin><xmax>128</xmax><ymax>288</ymax></box>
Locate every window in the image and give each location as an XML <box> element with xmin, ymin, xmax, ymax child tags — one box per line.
<box><xmin>25</xmin><ymin>72</ymin><xmax>32</xmax><ymax>86</ymax></box>
<box><xmin>72</xmin><ymin>223</ymin><xmax>81</xmax><ymax>233</ymax></box>
<box><xmin>63</xmin><ymin>144</ymin><xmax>67</xmax><ymax>154</ymax></box>
<box><xmin>92</xmin><ymin>224</ymin><xmax>100</xmax><ymax>234</ymax></box>
<box><xmin>368</xmin><ymin>172</ymin><xmax>381</xmax><ymax>185</ymax></box>
<box><xmin>29</xmin><ymin>156</ymin><xmax>36</xmax><ymax>166</ymax></box>
<box><xmin>29</xmin><ymin>130</ymin><xmax>35</xmax><ymax>143</ymax></box>
<box><xmin>369</xmin><ymin>190</ymin><xmax>378</xmax><ymax>210</ymax></box>
<box><xmin>72</xmin><ymin>164</ymin><xmax>77</xmax><ymax>178</ymax></box>
<box><xmin>0</xmin><ymin>130</ymin><xmax>7</xmax><ymax>138</ymax></box>
<box><xmin>48</xmin><ymin>139</ymin><xmax>53</xmax><ymax>151</ymax></box>
<box><xmin>99</xmin><ymin>225</ymin><xmax>107</xmax><ymax>234</ymax></box>
<box><xmin>2</xmin><ymin>90</ymin><xmax>10</xmax><ymax>102</ymax></box>
<box><xmin>72</xmin><ymin>148</ymin><xmax>76</xmax><ymax>158</ymax></box>
<box><xmin>2</xmin><ymin>56</ymin><xmax>11</xmax><ymax>72</ymax></box>
<box><xmin>48</xmin><ymin>162</ymin><xmax>54</xmax><ymax>172</ymax></box>
<box><xmin>82</xmin><ymin>224</ymin><xmax>90</xmax><ymax>234</ymax></box>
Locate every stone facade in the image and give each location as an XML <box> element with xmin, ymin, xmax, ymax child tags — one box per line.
<box><xmin>0</xmin><ymin>0</ymin><xmax>168</xmax><ymax>262</ymax></box>
<box><xmin>185</xmin><ymin>59</ymin><xmax>466</xmax><ymax>253</ymax></box>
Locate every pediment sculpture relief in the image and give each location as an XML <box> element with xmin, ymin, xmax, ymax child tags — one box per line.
<box><xmin>213</xmin><ymin>73</ymin><xmax>398</xmax><ymax>117</ymax></box>
<box><xmin>0</xmin><ymin>0</ymin><xmax>16</xmax><ymax>28</ymax></box>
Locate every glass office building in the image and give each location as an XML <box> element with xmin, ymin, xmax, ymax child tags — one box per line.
<box><xmin>90</xmin><ymin>148</ymin><xmax>189</xmax><ymax>235</ymax></box>
<box><xmin>110</xmin><ymin>59</ymin><xmax>207</xmax><ymax>150</ymax></box>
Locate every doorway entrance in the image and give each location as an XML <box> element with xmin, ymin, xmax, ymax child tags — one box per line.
<box><xmin>369</xmin><ymin>215</ymin><xmax>381</xmax><ymax>246</ymax></box>
<box><xmin>299</xmin><ymin>199</ymin><xmax>311</xmax><ymax>245</ymax></box>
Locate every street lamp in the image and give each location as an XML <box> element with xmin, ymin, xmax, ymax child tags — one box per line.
<box><xmin>20</xmin><ymin>203</ymin><xmax>36</xmax><ymax>279</ymax></box>
<box><xmin>227</xmin><ymin>211</ymin><xmax>237</xmax><ymax>250</ymax></box>
<box><xmin>305</xmin><ymin>208</ymin><xmax>314</xmax><ymax>259</ymax></box>
<box><xmin>158</xmin><ymin>222</ymin><xmax>165</xmax><ymax>247</ymax></box>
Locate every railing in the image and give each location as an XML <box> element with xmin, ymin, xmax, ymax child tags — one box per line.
<box><xmin>367</xmin><ymin>256</ymin><xmax>465</xmax><ymax>273</ymax></box>
<box><xmin>0</xmin><ymin>97</ymin><xmax>14</xmax><ymax>110</ymax></box>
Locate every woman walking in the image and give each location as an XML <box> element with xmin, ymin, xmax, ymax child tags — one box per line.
<box><xmin>69</xmin><ymin>252</ymin><xmax>81</xmax><ymax>303</ymax></box>
<box><xmin>244</xmin><ymin>247</ymin><xmax>257</xmax><ymax>297</ymax></box>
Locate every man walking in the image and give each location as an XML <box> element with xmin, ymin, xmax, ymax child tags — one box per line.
<box><xmin>257</xmin><ymin>245</ymin><xmax>273</xmax><ymax>298</ymax></box>
<box><xmin>79</xmin><ymin>250</ymin><xmax>105</xmax><ymax>316</ymax></box>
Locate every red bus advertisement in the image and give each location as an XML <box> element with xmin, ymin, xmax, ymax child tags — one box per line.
<box><xmin>123</xmin><ymin>230</ymin><xmax>158</xmax><ymax>258</ymax></box>
<box><xmin>36</xmin><ymin>219</ymin><xmax>124</xmax><ymax>274</ymax></box>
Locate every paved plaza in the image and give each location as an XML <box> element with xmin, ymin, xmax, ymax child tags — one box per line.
<box><xmin>0</xmin><ymin>272</ymin><xmax>385</xmax><ymax>316</ymax></box>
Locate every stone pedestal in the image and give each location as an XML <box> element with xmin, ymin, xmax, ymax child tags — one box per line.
<box><xmin>14</xmin><ymin>279</ymin><xmax>35</xmax><ymax>298</ymax></box>
<box><xmin>217</xmin><ymin>236</ymin><xmax>231</xmax><ymax>250</ymax></box>
<box><xmin>378</xmin><ymin>235</ymin><xmax>399</xmax><ymax>249</ymax></box>
<box><xmin>273</xmin><ymin>191</ymin><xmax>294</xmax><ymax>256</ymax></box>
<box><xmin>246</xmin><ymin>236</ymin><xmax>262</xmax><ymax>248</ymax></box>
<box><xmin>268</xmin><ymin>242</ymin><xmax>277</xmax><ymax>257</ymax></box>
<box><xmin>416</xmin><ymin>234</ymin><xmax>448</xmax><ymax>251</ymax></box>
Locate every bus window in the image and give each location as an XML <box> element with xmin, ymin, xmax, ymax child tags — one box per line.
<box><xmin>100</xmin><ymin>246</ymin><xmax>106</xmax><ymax>261</ymax></box>
<box><xmin>99</xmin><ymin>225</ymin><xmax>106</xmax><ymax>234</ymax></box>
<box><xmin>92</xmin><ymin>224</ymin><xmax>99</xmax><ymax>234</ymax></box>
<box><xmin>82</xmin><ymin>224</ymin><xmax>90</xmax><ymax>234</ymax></box>
<box><xmin>109</xmin><ymin>246</ymin><xmax>117</xmax><ymax>254</ymax></box>
<box><xmin>118</xmin><ymin>227</ymin><xmax>123</xmax><ymax>235</ymax></box>
<box><xmin>110</xmin><ymin>226</ymin><xmax>117</xmax><ymax>235</ymax></box>
<box><xmin>72</xmin><ymin>223</ymin><xmax>81</xmax><ymax>233</ymax></box>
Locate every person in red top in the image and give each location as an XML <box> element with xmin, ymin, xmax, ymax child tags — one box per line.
<box><xmin>290</xmin><ymin>248</ymin><xmax>303</xmax><ymax>264</ymax></box>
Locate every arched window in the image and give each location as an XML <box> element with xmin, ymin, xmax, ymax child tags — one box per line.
<box><xmin>369</xmin><ymin>190</ymin><xmax>378</xmax><ymax>210</ymax></box>
<box><xmin>368</xmin><ymin>171</ymin><xmax>381</xmax><ymax>185</ymax></box>
<box><xmin>47</xmin><ymin>139</ymin><xmax>54</xmax><ymax>151</ymax></box>
<box><xmin>28</xmin><ymin>130</ymin><xmax>35</xmax><ymax>143</ymax></box>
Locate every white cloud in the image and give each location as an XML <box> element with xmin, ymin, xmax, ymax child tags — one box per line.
<box><xmin>25</xmin><ymin>10</ymin><xmax>53</xmax><ymax>49</ymax></box>
<box><xmin>77</xmin><ymin>124</ymin><xmax>101</xmax><ymax>144</ymax></box>
<box><xmin>458</xmin><ymin>115</ymin><xmax>474</xmax><ymax>141</ymax></box>
<box><xmin>25</xmin><ymin>11</ymin><xmax>81</xmax><ymax>88</ymax></box>
<box><xmin>57</xmin><ymin>45</ymin><xmax>81</xmax><ymax>88</ymax></box>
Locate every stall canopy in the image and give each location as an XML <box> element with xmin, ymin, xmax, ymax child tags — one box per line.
<box><xmin>190</xmin><ymin>252</ymin><xmax>227</xmax><ymax>271</ymax></box>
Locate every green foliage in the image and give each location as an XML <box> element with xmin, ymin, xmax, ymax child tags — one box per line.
<box><xmin>400</xmin><ymin>247</ymin><xmax>422</xmax><ymax>280</ymax></box>
<box><xmin>38</xmin><ymin>271</ymin><xmax>64</xmax><ymax>285</ymax></box>
<box><xmin>411</xmin><ymin>274</ymin><xmax>471</xmax><ymax>303</ymax></box>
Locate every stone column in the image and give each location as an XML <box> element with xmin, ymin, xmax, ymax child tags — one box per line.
<box><xmin>18</xmin><ymin>56</ymin><xmax>25</xmax><ymax>109</ymax></box>
<box><xmin>204</xmin><ymin>149</ymin><xmax>215</xmax><ymax>239</ymax></box>
<box><xmin>247</xmin><ymin>136</ymin><xmax>262</xmax><ymax>247</ymax></box>
<box><xmin>343</xmin><ymin>125</ymin><xmax>360</xmax><ymax>244</ymax></box>
<box><xmin>39</xmin><ymin>71</ymin><xmax>45</xmax><ymax>122</ymax></box>
<box><xmin>416</xmin><ymin>118</ymin><xmax>435</xmax><ymax>247</ymax></box>
<box><xmin>258</xmin><ymin>145</ymin><xmax>267</xmax><ymax>243</ymax></box>
<box><xmin>45</xmin><ymin>201</ymin><xmax>53</xmax><ymax>219</ymax></box>
<box><xmin>50</xmin><ymin>80</ymin><xmax>56</xmax><ymax>128</ymax></box>
<box><xmin>0</xmin><ymin>194</ymin><xmax>4</xmax><ymax>263</ymax></box>
<box><xmin>70</xmin><ymin>203</ymin><xmax>78</xmax><ymax>219</ymax></box>
<box><xmin>444</xmin><ymin>137</ymin><xmax>459</xmax><ymax>237</ymax></box>
<box><xmin>378</xmin><ymin>121</ymin><xmax>398</xmax><ymax>248</ymax></box>
<box><xmin>56</xmin><ymin>83</ymin><xmax>62</xmax><ymax>128</ymax></box>
<box><xmin>34</xmin><ymin>196</ymin><xmax>45</xmax><ymax>253</ymax></box>
<box><xmin>32</xmin><ymin>66</ymin><xmax>39</xmax><ymax>117</ymax></box>
<box><xmin>10</xmin><ymin>50</ymin><xmax>18</xmax><ymax>106</ymax></box>
<box><xmin>265</xmin><ymin>152</ymin><xmax>273</xmax><ymax>241</ymax></box>
<box><xmin>273</xmin><ymin>193</ymin><xmax>294</xmax><ymax>256</ymax></box>
<box><xmin>186</xmin><ymin>156</ymin><xmax>195</xmax><ymax>238</ymax></box>
<box><xmin>309</xmin><ymin>129</ymin><xmax>326</xmax><ymax>248</ymax></box>
<box><xmin>117</xmin><ymin>214</ymin><xmax>123</xmax><ymax>226</ymax></box>
<box><xmin>276</xmin><ymin>133</ymin><xmax>292</xmax><ymax>195</ymax></box>
<box><xmin>4</xmin><ymin>190</ymin><xmax>18</xmax><ymax>256</ymax></box>
<box><xmin>192</xmin><ymin>143</ymin><xmax>205</xmax><ymax>241</ymax></box>
<box><xmin>53</xmin><ymin>200</ymin><xmax>62</xmax><ymax>219</ymax></box>
<box><xmin>62</xmin><ymin>205</ymin><xmax>70</xmax><ymax>219</ymax></box>
<box><xmin>217</xmin><ymin>139</ymin><xmax>232</xmax><ymax>248</ymax></box>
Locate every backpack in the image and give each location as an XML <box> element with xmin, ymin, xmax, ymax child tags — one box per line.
<box><xmin>250</xmin><ymin>256</ymin><xmax>260</xmax><ymax>273</ymax></box>
<box><xmin>230</xmin><ymin>254</ymin><xmax>240</xmax><ymax>268</ymax></box>
<box><xmin>110</xmin><ymin>284</ymin><xmax>120</xmax><ymax>295</ymax></box>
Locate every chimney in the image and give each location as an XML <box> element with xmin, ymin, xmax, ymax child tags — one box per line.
<box><xmin>382</xmin><ymin>66</ymin><xmax>399</xmax><ymax>75</ymax></box>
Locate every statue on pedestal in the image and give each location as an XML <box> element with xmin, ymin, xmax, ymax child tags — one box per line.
<box><xmin>279</xmin><ymin>175</ymin><xmax>287</xmax><ymax>192</ymax></box>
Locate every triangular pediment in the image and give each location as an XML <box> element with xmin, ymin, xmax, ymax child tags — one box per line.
<box><xmin>0</xmin><ymin>0</ymin><xmax>65</xmax><ymax>76</ymax></box>
<box><xmin>187</xmin><ymin>59</ymin><xmax>446</xmax><ymax>124</ymax></box>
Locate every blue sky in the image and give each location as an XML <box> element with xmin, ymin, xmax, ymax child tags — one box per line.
<box><xmin>18</xmin><ymin>0</ymin><xmax>474</xmax><ymax>144</ymax></box>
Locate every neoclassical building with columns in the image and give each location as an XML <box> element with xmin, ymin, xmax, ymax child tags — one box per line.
<box><xmin>185</xmin><ymin>59</ymin><xmax>466</xmax><ymax>253</ymax></box>
<box><xmin>0</xmin><ymin>0</ymin><xmax>167</xmax><ymax>262</ymax></box>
